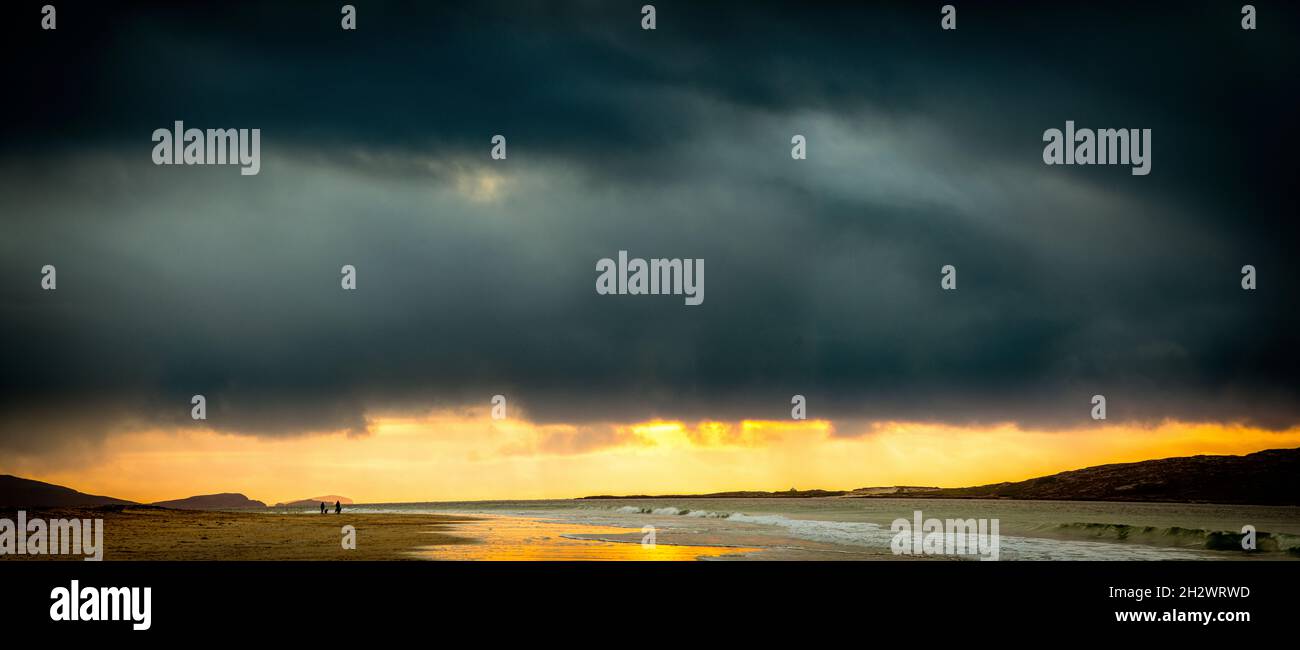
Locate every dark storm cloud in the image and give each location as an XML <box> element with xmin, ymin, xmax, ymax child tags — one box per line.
<box><xmin>1</xmin><ymin>1</ymin><xmax>1298</xmax><ymax>456</ymax></box>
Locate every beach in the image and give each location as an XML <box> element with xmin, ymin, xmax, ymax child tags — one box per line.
<box><xmin>5</xmin><ymin>498</ymin><xmax>1299</xmax><ymax>561</ymax></box>
<box><xmin>347</xmin><ymin>497</ymin><xmax>1300</xmax><ymax>561</ymax></box>
<box><xmin>1</xmin><ymin>507</ymin><xmax>476</xmax><ymax>561</ymax></box>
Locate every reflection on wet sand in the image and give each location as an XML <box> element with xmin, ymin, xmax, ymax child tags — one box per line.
<box><xmin>413</xmin><ymin>515</ymin><xmax>760</xmax><ymax>560</ymax></box>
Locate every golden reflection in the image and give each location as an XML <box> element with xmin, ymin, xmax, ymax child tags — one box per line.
<box><xmin>415</xmin><ymin>516</ymin><xmax>758</xmax><ymax>561</ymax></box>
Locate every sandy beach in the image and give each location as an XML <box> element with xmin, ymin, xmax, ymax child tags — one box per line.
<box><xmin>6</xmin><ymin>496</ymin><xmax>1299</xmax><ymax>561</ymax></box>
<box><xmin>1</xmin><ymin>506</ymin><xmax>477</xmax><ymax>561</ymax></box>
<box><xmin>1</xmin><ymin>506</ymin><xmax>761</xmax><ymax>561</ymax></box>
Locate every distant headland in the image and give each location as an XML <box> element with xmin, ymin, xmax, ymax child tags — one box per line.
<box><xmin>582</xmin><ymin>448</ymin><xmax>1300</xmax><ymax>506</ymax></box>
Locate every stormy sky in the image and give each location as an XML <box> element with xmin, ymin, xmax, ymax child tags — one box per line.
<box><xmin>2</xmin><ymin>0</ymin><xmax>1298</xmax><ymax>460</ymax></box>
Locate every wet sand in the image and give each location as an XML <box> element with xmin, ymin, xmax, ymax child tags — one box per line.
<box><xmin>0</xmin><ymin>506</ymin><xmax>764</xmax><ymax>559</ymax></box>
<box><xmin>1</xmin><ymin>507</ymin><xmax>762</xmax><ymax>561</ymax></box>
<box><xmin>414</xmin><ymin>514</ymin><xmax>760</xmax><ymax>560</ymax></box>
<box><xmin>1</xmin><ymin>506</ymin><xmax>477</xmax><ymax>560</ymax></box>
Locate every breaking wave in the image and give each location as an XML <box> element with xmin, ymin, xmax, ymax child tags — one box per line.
<box><xmin>612</xmin><ymin>505</ymin><xmax>732</xmax><ymax>518</ymax></box>
<box><xmin>603</xmin><ymin>505</ymin><xmax>1216</xmax><ymax>559</ymax></box>
<box><xmin>1046</xmin><ymin>522</ymin><xmax>1300</xmax><ymax>554</ymax></box>
<box><xmin>607</xmin><ymin>505</ymin><xmax>892</xmax><ymax>546</ymax></box>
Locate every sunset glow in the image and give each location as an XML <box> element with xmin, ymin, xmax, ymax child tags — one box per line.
<box><xmin>6</xmin><ymin>413</ymin><xmax>1297</xmax><ymax>505</ymax></box>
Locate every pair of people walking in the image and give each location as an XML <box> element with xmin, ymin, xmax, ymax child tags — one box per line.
<box><xmin>319</xmin><ymin>500</ymin><xmax>341</xmax><ymax>514</ymax></box>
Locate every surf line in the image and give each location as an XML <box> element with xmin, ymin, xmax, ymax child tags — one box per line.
<box><xmin>890</xmin><ymin>510</ymin><xmax>999</xmax><ymax>561</ymax></box>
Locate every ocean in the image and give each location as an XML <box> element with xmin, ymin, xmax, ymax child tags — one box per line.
<box><xmin>285</xmin><ymin>498</ymin><xmax>1300</xmax><ymax>561</ymax></box>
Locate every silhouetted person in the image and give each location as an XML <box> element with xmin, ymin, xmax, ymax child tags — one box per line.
<box><xmin>320</xmin><ymin>502</ymin><xmax>326</xmax><ymax>514</ymax></box>
<box><xmin>334</xmin><ymin>500</ymin><xmax>342</xmax><ymax>514</ymax></box>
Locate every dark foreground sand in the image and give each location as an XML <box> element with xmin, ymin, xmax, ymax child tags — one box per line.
<box><xmin>1</xmin><ymin>506</ymin><xmax>477</xmax><ymax>560</ymax></box>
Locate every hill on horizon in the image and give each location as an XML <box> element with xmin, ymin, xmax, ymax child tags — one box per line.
<box><xmin>151</xmin><ymin>493</ymin><xmax>268</xmax><ymax>510</ymax></box>
<box><xmin>7</xmin><ymin>447</ymin><xmax>1299</xmax><ymax>508</ymax></box>
<box><xmin>0</xmin><ymin>475</ymin><xmax>136</xmax><ymax>507</ymax></box>
<box><xmin>584</xmin><ymin>448</ymin><xmax>1300</xmax><ymax>506</ymax></box>
<box><xmin>274</xmin><ymin>495</ymin><xmax>354</xmax><ymax>507</ymax></box>
<box><xmin>898</xmin><ymin>447</ymin><xmax>1300</xmax><ymax>505</ymax></box>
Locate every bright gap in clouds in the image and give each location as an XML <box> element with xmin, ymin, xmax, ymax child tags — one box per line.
<box><xmin>6</xmin><ymin>413</ymin><xmax>1298</xmax><ymax>505</ymax></box>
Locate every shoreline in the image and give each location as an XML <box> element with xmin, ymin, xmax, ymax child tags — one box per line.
<box><xmin>6</xmin><ymin>498</ymin><xmax>1299</xmax><ymax>561</ymax></box>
